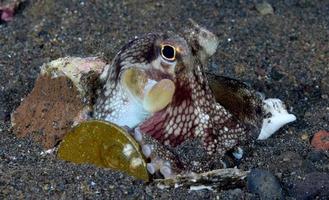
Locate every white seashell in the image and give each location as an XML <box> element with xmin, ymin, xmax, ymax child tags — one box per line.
<box><xmin>258</xmin><ymin>98</ymin><xmax>297</xmax><ymax>140</ymax></box>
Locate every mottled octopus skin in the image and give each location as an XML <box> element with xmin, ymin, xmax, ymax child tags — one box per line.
<box><xmin>139</xmin><ymin>60</ymin><xmax>246</xmax><ymax>155</ymax></box>
<box><xmin>94</xmin><ymin>31</ymin><xmax>248</xmax><ymax>156</ymax></box>
<box><xmin>94</xmin><ymin>33</ymin><xmax>161</xmax><ymax>126</ymax></box>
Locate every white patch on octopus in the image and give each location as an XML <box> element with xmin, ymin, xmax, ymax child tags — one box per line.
<box><xmin>105</xmin><ymin>90</ymin><xmax>150</xmax><ymax>128</ymax></box>
<box><xmin>199</xmin><ymin>113</ymin><xmax>209</xmax><ymax>124</ymax></box>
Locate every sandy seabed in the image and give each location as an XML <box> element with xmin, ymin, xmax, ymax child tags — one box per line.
<box><xmin>1</xmin><ymin>0</ymin><xmax>329</xmax><ymax>199</ymax></box>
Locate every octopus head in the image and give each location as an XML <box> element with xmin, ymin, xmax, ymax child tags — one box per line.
<box><xmin>102</xmin><ymin>19</ymin><xmax>219</xmax><ymax>85</ymax></box>
<box><xmin>104</xmin><ymin>32</ymin><xmax>195</xmax><ymax>85</ymax></box>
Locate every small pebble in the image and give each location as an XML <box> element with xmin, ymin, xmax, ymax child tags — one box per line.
<box><xmin>255</xmin><ymin>2</ymin><xmax>274</xmax><ymax>15</ymax></box>
<box><xmin>234</xmin><ymin>64</ymin><xmax>246</xmax><ymax>76</ymax></box>
<box><xmin>270</xmin><ymin>68</ymin><xmax>284</xmax><ymax>81</ymax></box>
<box><xmin>0</xmin><ymin>7</ymin><xmax>15</xmax><ymax>22</ymax></box>
<box><xmin>321</xmin><ymin>94</ymin><xmax>328</xmax><ymax>99</ymax></box>
<box><xmin>247</xmin><ymin>169</ymin><xmax>284</xmax><ymax>200</ymax></box>
<box><xmin>301</xmin><ymin>133</ymin><xmax>309</xmax><ymax>141</ymax></box>
<box><xmin>277</xmin><ymin>151</ymin><xmax>303</xmax><ymax>171</ymax></box>
<box><xmin>311</xmin><ymin>130</ymin><xmax>329</xmax><ymax>150</ymax></box>
<box><xmin>307</xmin><ymin>150</ymin><xmax>329</xmax><ymax>163</ymax></box>
<box><xmin>292</xmin><ymin>172</ymin><xmax>329</xmax><ymax>199</ymax></box>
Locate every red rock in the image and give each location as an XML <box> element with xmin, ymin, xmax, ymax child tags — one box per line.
<box><xmin>11</xmin><ymin>57</ymin><xmax>106</xmax><ymax>149</ymax></box>
<box><xmin>11</xmin><ymin>75</ymin><xmax>86</xmax><ymax>149</ymax></box>
<box><xmin>0</xmin><ymin>0</ymin><xmax>21</xmax><ymax>22</ymax></box>
<box><xmin>311</xmin><ymin>130</ymin><xmax>329</xmax><ymax>150</ymax></box>
<box><xmin>0</xmin><ymin>7</ymin><xmax>14</xmax><ymax>22</ymax></box>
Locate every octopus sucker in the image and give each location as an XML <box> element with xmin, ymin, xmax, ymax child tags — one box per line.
<box><xmin>142</xmin><ymin>79</ymin><xmax>176</xmax><ymax>113</ymax></box>
<box><xmin>93</xmin><ymin>21</ymin><xmax>296</xmax><ymax>178</ymax></box>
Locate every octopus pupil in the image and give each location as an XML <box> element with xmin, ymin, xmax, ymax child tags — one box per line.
<box><xmin>162</xmin><ymin>45</ymin><xmax>175</xmax><ymax>60</ymax></box>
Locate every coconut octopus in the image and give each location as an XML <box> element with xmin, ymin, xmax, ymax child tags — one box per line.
<box><xmin>93</xmin><ymin>21</ymin><xmax>296</xmax><ymax>178</ymax></box>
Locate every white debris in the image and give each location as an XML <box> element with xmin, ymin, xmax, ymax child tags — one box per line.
<box><xmin>258</xmin><ymin>98</ymin><xmax>297</xmax><ymax>140</ymax></box>
<box><xmin>174</xmin><ymin>183</ymin><xmax>183</xmax><ymax>188</ymax></box>
<box><xmin>40</xmin><ymin>148</ymin><xmax>56</xmax><ymax>156</ymax></box>
<box><xmin>156</xmin><ymin>183</ymin><xmax>170</xmax><ymax>190</ymax></box>
<box><xmin>189</xmin><ymin>185</ymin><xmax>213</xmax><ymax>191</ymax></box>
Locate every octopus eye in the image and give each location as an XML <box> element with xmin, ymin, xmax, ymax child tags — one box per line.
<box><xmin>161</xmin><ymin>44</ymin><xmax>176</xmax><ymax>61</ymax></box>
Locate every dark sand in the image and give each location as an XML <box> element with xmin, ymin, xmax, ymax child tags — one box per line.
<box><xmin>1</xmin><ymin>0</ymin><xmax>329</xmax><ymax>199</ymax></box>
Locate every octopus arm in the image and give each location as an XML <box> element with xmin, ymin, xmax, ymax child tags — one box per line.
<box><xmin>209</xmin><ymin>111</ymin><xmax>248</xmax><ymax>155</ymax></box>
